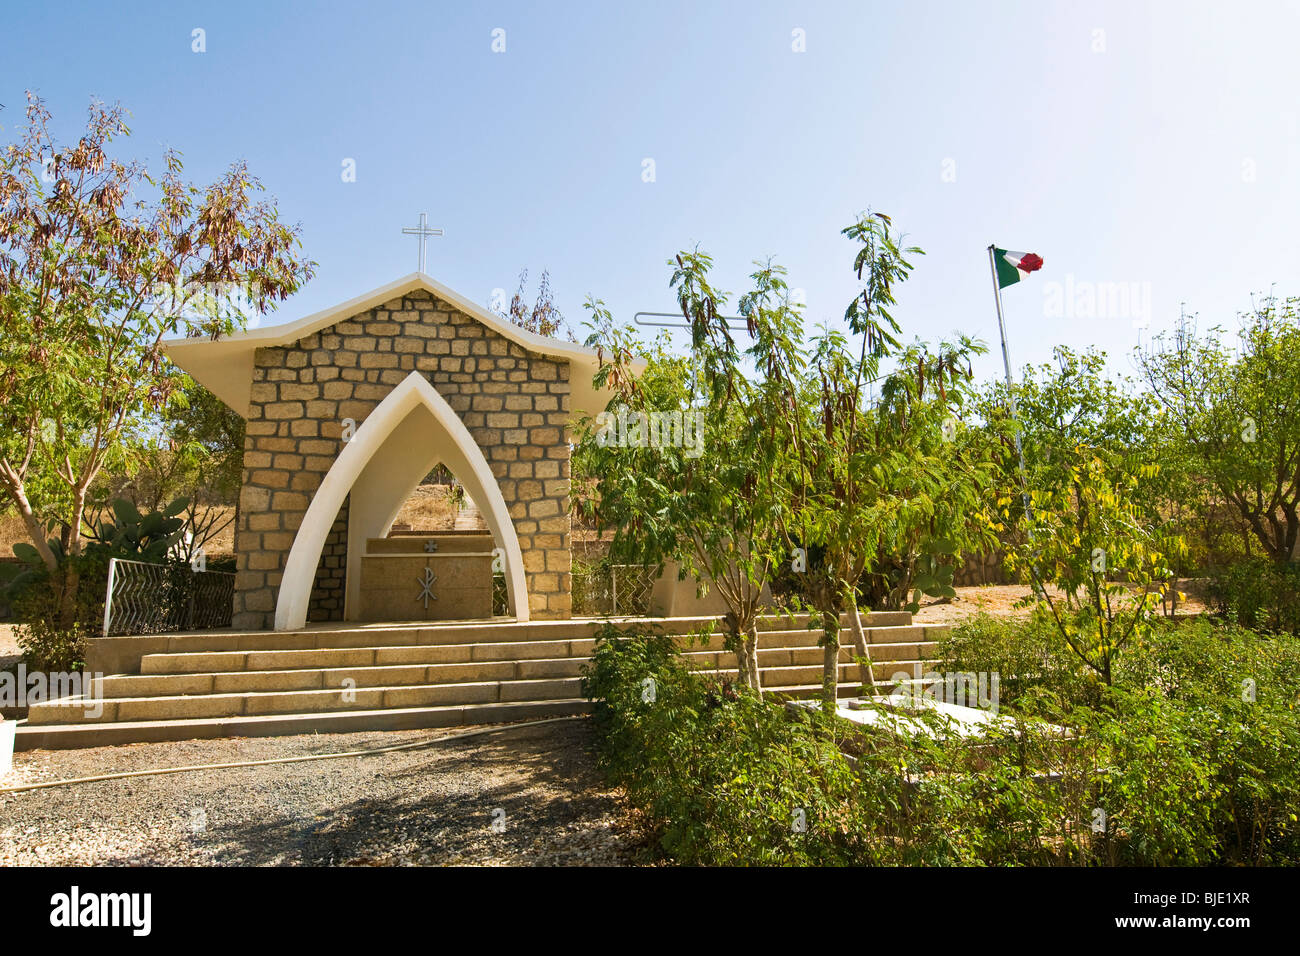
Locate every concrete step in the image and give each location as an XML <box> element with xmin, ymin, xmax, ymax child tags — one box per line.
<box><xmin>14</xmin><ymin>698</ymin><xmax>591</xmax><ymax>751</ymax></box>
<box><xmin>680</xmin><ymin>624</ymin><xmax>941</xmax><ymax>650</ymax></box>
<box><xmin>138</xmin><ymin>637</ymin><xmax>594</xmax><ymax>675</ymax></box>
<box><xmin>134</xmin><ymin>626</ymin><xmax>940</xmax><ymax>676</ymax></box>
<box><xmin>105</xmin><ymin>641</ymin><xmax>937</xmax><ymax>701</ymax></box>
<box><xmin>29</xmin><ymin>610</ymin><xmax>938</xmax><ymax>749</ymax></box>
<box><xmin>92</xmin><ymin>620</ymin><xmax>609</xmax><ymax>671</ymax></box>
<box><xmin>684</xmin><ymin>642</ymin><xmax>939</xmax><ymax>670</ymax></box>
<box><xmin>693</xmin><ymin>659</ymin><xmax>936</xmax><ymax>687</ymax></box>
<box><xmin>753</xmin><ymin>611</ymin><xmax>915</xmax><ymax>630</ymax></box>
<box><xmin>755</xmin><ymin>627</ymin><xmax>942</xmax><ymax>650</ymax></box>
<box><xmin>26</xmin><ymin>676</ymin><xmax>587</xmax><ymax>725</ymax></box>
<box><xmin>91</xmin><ymin>612</ymin><xmax>918</xmax><ymax>666</ymax></box>
<box><xmin>33</xmin><ymin>655</ymin><xmax>931</xmax><ymax>728</ymax></box>
<box><xmin>764</xmin><ymin>683</ymin><xmax>878</xmax><ymax>700</ymax></box>
<box><xmin>98</xmin><ymin>656</ymin><xmax>589</xmax><ymax>699</ymax></box>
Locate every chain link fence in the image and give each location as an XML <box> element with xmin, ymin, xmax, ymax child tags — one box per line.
<box><xmin>102</xmin><ymin>557</ymin><xmax>236</xmax><ymax>636</ymax></box>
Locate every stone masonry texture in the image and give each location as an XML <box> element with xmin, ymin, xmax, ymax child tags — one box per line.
<box><xmin>230</xmin><ymin>289</ymin><xmax>572</xmax><ymax>629</ymax></box>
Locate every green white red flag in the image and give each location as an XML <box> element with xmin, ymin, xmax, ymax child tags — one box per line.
<box><xmin>993</xmin><ymin>248</ymin><xmax>1044</xmax><ymax>288</ymax></box>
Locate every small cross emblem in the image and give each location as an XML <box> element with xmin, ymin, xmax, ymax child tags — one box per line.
<box><xmin>424</xmin><ymin>540</ymin><xmax>438</xmax><ymax>553</ymax></box>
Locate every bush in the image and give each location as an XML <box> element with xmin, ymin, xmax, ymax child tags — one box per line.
<box><xmin>4</xmin><ymin>549</ymin><xmax>103</xmax><ymax>626</ymax></box>
<box><xmin>582</xmin><ymin>624</ymin><xmax>1098</xmax><ymax>864</ymax></box>
<box><xmin>942</xmin><ymin>612</ymin><xmax>1300</xmax><ymax>864</ymax></box>
<box><xmin>15</xmin><ymin>619</ymin><xmax>89</xmax><ymax>672</ymax></box>
<box><xmin>5</xmin><ymin>550</ymin><xmax>110</xmax><ymax>671</ymax></box>
<box><xmin>936</xmin><ymin>609</ymin><xmax>1098</xmax><ymax>711</ymax></box>
<box><xmin>1114</xmin><ymin>617</ymin><xmax>1300</xmax><ymax>863</ymax></box>
<box><xmin>585</xmin><ymin>616</ymin><xmax>1300</xmax><ymax>865</ymax></box>
<box><xmin>583</xmin><ymin>624</ymin><xmax>880</xmax><ymax>864</ymax></box>
<box><xmin>2</xmin><ymin>498</ymin><xmax>190</xmax><ymax>631</ymax></box>
<box><xmin>1208</xmin><ymin>556</ymin><xmax>1300</xmax><ymax>634</ymax></box>
<box><xmin>570</xmin><ymin>554</ymin><xmax>613</xmax><ymax>617</ymax></box>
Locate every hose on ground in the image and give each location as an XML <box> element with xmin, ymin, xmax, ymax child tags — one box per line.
<box><xmin>0</xmin><ymin>715</ymin><xmax>587</xmax><ymax>795</ymax></box>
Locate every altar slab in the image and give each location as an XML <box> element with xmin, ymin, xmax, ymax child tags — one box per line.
<box><xmin>356</xmin><ymin>533</ymin><xmax>495</xmax><ymax>621</ymax></box>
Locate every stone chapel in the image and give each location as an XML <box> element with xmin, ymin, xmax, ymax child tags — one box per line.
<box><xmin>163</xmin><ymin>273</ymin><xmax>633</xmax><ymax>631</ymax></box>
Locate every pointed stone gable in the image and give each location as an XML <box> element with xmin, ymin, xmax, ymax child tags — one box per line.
<box><xmin>231</xmin><ymin>287</ymin><xmax>572</xmax><ymax>629</ymax></box>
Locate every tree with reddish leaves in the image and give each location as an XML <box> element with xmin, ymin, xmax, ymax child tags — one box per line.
<box><xmin>0</xmin><ymin>93</ymin><xmax>313</xmax><ymax>628</ymax></box>
<box><xmin>500</xmin><ymin>267</ymin><xmax>574</xmax><ymax>341</ymax></box>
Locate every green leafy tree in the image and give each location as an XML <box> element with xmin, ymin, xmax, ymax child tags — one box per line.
<box><xmin>787</xmin><ymin>213</ymin><xmax>913</xmax><ymax>703</ymax></box>
<box><xmin>0</xmin><ymin>94</ymin><xmax>312</xmax><ymax>626</ymax></box>
<box><xmin>785</xmin><ymin>213</ymin><xmax>996</xmax><ymax>704</ymax></box>
<box><xmin>1136</xmin><ymin>297</ymin><xmax>1300</xmax><ymax>563</ymax></box>
<box><xmin>794</xmin><ymin>331</ymin><xmax>994</xmax><ymax>702</ymax></box>
<box><xmin>87</xmin><ymin>376</ymin><xmax>245</xmax><ymax>563</ymax></box>
<box><xmin>973</xmin><ymin>346</ymin><xmax>1183</xmax><ymax>681</ymax></box>
<box><xmin>1007</xmin><ymin>456</ymin><xmax>1179</xmax><ymax>686</ymax></box>
<box><xmin>975</xmin><ymin>348</ymin><xmax>1160</xmax><ymax>535</ymax></box>
<box><xmin>976</xmin><ymin>347</ymin><xmax>1188</xmax><ymax>597</ymax></box>
<box><xmin>159</xmin><ymin>376</ymin><xmax>245</xmax><ymax>561</ymax></box>
<box><xmin>862</xmin><ymin>339</ymin><xmax>999</xmax><ymax>613</ymax></box>
<box><xmin>576</xmin><ymin>251</ymin><xmax>804</xmax><ymax>692</ymax></box>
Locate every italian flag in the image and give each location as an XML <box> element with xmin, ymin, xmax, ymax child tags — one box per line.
<box><xmin>994</xmin><ymin>248</ymin><xmax>1044</xmax><ymax>288</ymax></box>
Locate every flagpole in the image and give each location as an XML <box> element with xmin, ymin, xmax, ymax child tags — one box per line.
<box><xmin>987</xmin><ymin>245</ymin><xmax>1035</xmax><ymax>536</ymax></box>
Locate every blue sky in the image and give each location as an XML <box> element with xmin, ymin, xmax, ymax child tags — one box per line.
<box><xmin>3</xmin><ymin>0</ymin><xmax>1297</xmax><ymax>386</ymax></box>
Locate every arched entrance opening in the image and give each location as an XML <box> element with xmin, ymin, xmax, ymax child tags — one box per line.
<box><xmin>388</xmin><ymin>465</ymin><xmax>484</xmax><ymax>535</ymax></box>
<box><xmin>275</xmin><ymin>372</ymin><xmax>529</xmax><ymax>630</ymax></box>
<box><xmin>382</xmin><ymin>466</ymin><xmax>504</xmax><ymax>615</ymax></box>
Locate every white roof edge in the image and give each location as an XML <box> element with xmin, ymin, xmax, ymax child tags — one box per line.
<box><xmin>161</xmin><ymin>271</ymin><xmax>647</xmax><ymax>372</ymax></box>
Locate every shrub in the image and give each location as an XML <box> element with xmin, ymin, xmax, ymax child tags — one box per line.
<box><xmin>586</xmin><ymin>616</ymin><xmax>1300</xmax><ymax>865</ymax></box>
<box><xmin>570</xmin><ymin>554</ymin><xmax>613</xmax><ymax>617</ymax></box>
<box><xmin>1114</xmin><ymin>617</ymin><xmax>1300</xmax><ymax>863</ymax></box>
<box><xmin>6</xmin><ymin>550</ymin><xmax>109</xmax><ymax>671</ymax></box>
<box><xmin>583</xmin><ymin>624</ymin><xmax>882</xmax><ymax>864</ymax></box>
<box><xmin>582</xmin><ymin>624</ymin><xmax>1095</xmax><ymax>864</ymax></box>
<box><xmin>6</xmin><ymin>548</ymin><xmax>111</xmax><ymax>639</ymax></box>
<box><xmin>1208</xmin><ymin>556</ymin><xmax>1300</xmax><ymax>634</ymax></box>
<box><xmin>14</xmin><ymin>619</ymin><xmax>90</xmax><ymax>672</ymax></box>
<box><xmin>944</xmin><ymin>611</ymin><xmax>1300</xmax><ymax>864</ymax></box>
<box><xmin>936</xmin><ymin>610</ymin><xmax>1098</xmax><ymax>711</ymax></box>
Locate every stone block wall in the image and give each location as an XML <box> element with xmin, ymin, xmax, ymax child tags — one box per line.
<box><xmin>308</xmin><ymin>496</ymin><xmax>349</xmax><ymax>622</ymax></box>
<box><xmin>952</xmin><ymin>548</ymin><xmax>1012</xmax><ymax>587</ymax></box>
<box><xmin>230</xmin><ymin>289</ymin><xmax>572</xmax><ymax>630</ymax></box>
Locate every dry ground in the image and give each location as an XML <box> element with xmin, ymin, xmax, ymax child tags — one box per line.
<box><xmin>911</xmin><ymin>582</ymin><xmax>1209</xmax><ymax>626</ymax></box>
<box><xmin>0</xmin><ymin>719</ymin><xmax>640</xmax><ymax>866</ymax></box>
<box><xmin>0</xmin><ymin>514</ymin><xmax>32</xmax><ymax>558</ymax></box>
<box><xmin>0</xmin><ymin>624</ymin><xmax>18</xmax><ymax>669</ymax></box>
<box><xmin>390</xmin><ymin>483</ymin><xmax>486</xmax><ymax>531</ymax></box>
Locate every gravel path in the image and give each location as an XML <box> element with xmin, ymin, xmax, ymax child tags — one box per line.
<box><xmin>0</xmin><ymin>718</ymin><xmax>641</xmax><ymax>866</ymax></box>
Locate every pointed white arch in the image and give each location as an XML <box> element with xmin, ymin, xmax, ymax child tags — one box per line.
<box><xmin>274</xmin><ymin>372</ymin><xmax>528</xmax><ymax>629</ymax></box>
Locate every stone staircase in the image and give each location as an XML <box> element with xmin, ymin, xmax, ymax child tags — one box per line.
<box><xmin>15</xmin><ymin>612</ymin><xmax>947</xmax><ymax>750</ymax></box>
<box><xmin>453</xmin><ymin>495</ymin><xmax>487</xmax><ymax>530</ymax></box>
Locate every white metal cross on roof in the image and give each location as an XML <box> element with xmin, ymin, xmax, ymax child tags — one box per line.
<box><xmin>401</xmin><ymin>212</ymin><xmax>444</xmax><ymax>273</ymax></box>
